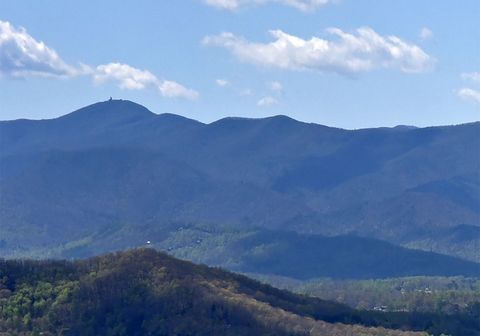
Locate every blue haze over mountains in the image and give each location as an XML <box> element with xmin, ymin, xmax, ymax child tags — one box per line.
<box><xmin>0</xmin><ymin>100</ymin><xmax>479</xmax><ymax>279</ymax></box>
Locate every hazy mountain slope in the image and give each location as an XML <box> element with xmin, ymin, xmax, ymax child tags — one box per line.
<box><xmin>1</xmin><ymin>99</ymin><xmax>479</xmax><ymax>262</ymax></box>
<box><xmin>225</xmin><ymin>231</ymin><xmax>480</xmax><ymax>279</ymax></box>
<box><xmin>165</xmin><ymin>227</ymin><xmax>480</xmax><ymax>279</ymax></box>
<box><xmin>8</xmin><ymin>219</ymin><xmax>478</xmax><ymax>280</ymax></box>
<box><xmin>2</xmin><ymin>249</ymin><xmax>478</xmax><ymax>336</ymax></box>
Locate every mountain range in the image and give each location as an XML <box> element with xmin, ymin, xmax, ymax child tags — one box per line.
<box><xmin>0</xmin><ymin>99</ymin><xmax>479</xmax><ymax>279</ymax></box>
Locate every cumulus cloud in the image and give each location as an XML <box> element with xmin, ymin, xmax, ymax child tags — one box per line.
<box><xmin>215</xmin><ymin>78</ymin><xmax>230</xmax><ymax>86</ymax></box>
<box><xmin>0</xmin><ymin>20</ymin><xmax>199</xmax><ymax>100</ymax></box>
<box><xmin>461</xmin><ymin>72</ymin><xmax>480</xmax><ymax>83</ymax></box>
<box><xmin>94</xmin><ymin>63</ymin><xmax>157</xmax><ymax>90</ymax></box>
<box><xmin>268</xmin><ymin>81</ymin><xmax>283</xmax><ymax>92</ymax></box>
<box><xmin>419</xmin><ymin>27</ymin><xmax>433</xmax><ymax>41</ymax></box>
<box><xmin>204</xmin><ymin>0</ymin><xmax>332</xmax><ymax>12</ymax></box>
<box><xmin>205</xmin><ymin>0</ymin><xmax>241</xmax><ymax>10</ymax></box>
<box><xmin>240</xmin><ymin>88</ymin><xmax>253</xmax><ymax>96</ymax></box>
<box><xmin>158</xmin><ymin>80</ymin><xmax>199</xmax><ymax>99</ymax></box>
<box><xmin>257</xmin><ymin>95</ymin><xmax>278</xmax><ymax>107</ymax></box>
<box><xmin>457</xmin><ymin>88</ymin><xmax>480</xmax><ymax>104</ymax></box>
<box><xmin>203</xmin><ymin>27</ymin><xmax>435</xmax><ymax>76</ymax></box>
<box><xmin>457</xmin><ymin>72</ymin><xmax>480</xmax><ymax>105</ymax></box>
<box><xmin>0</xmin><ymin>20</ymin><xmax>81</xmax><ymax>78</ymax></box>
<box><xmin>94</xmin><ymin>63</ymin><xmax>199</xmax><ymax>100</ymax></box>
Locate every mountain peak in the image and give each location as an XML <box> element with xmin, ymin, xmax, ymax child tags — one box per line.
<box><xmin>57</xmin><ymin>99</ymin><xmax>155</xmax><ymax>124</ymax></box>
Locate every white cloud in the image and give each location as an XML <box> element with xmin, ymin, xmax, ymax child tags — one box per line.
<box><xmin>204</xmin><ymin>0</ymin><xmax>332</xmax><ymax>12</ymax></box>
<box><xmin>240</xmin><ymin>88</ymin><xmax>253</xmax><ymax>96</ymax></box>
<box><xmin>419</xmin><ymin>27</ymin><xmax>433</xmax><ymax>41</ymax></box>
<box><xmin>205</xmin><ymin>0</ymin><xmax>241</xmax><ymax>10</ymax></box>
<box><xmin>203</xmin><ymin>27</ymin><xmax>435</xmax><ymax>76</ymax></box>
<box><xmin>0</xmin><ymin>20</ymin><xmax>199</xmax><ymax>100</ymax></box>
<box><xmin>94</xmin><ymin>63</ymin><xmax>158</xmax><ymax>90</ymax></box>
<box><xmin>257</xmin><ymin>95</ymin><xmax>278</xmax><ymax>107</ymax></box>
<box><xmin>94</xmin><ymin>63</ymin><xmax>199</xmax><ymax>100</ymax></box>
<box><xmin>461</xmin><ymin>72</ymin><xmax>480</xmax><ymax>83</ymax></box>
<box><xmin>215</xmin><ymin>78</ymin><xmax>230</xmax><ymax>86</ymax></box>
<box><xmin>281</xmin><ymin>0</ymin><xmax>331</xmax><ymax>11</ymax></box>
<box><xmin>158</xmin><ymin>80</ymin><xmax>199</xmax><ymax>100</ymax></box>
<box><xmin>0</xmin><ymin>20</ymin><xmax>80</xmax><ymax>78</ymax></box>
<box><xmin>457</xmin><ymin>72</ymin><xmax>480</xmax><ymax>105</ymax></box>
<box><xmin>268</xmin><ymin>81</ymin><xmax>283</xmax><ymax>92</ymax></box>
<box><xmin>457</xmin><ymin>88</ymin><xmax>480</xmax><ymax>104</ymax></box>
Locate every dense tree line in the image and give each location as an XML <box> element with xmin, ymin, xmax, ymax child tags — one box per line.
<box><xmin>0</xmin><ymin>249</ymin><xmax>479</xmax><ymax>335</ymax></box>
<box><xmin>258</xmin><ymin>275</ymin><xmax>480</xmax><ymax>315</ymax></box>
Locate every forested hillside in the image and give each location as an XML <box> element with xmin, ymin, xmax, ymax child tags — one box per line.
<box><xmin>256</xmin><ymin>275</ymin><xmax>480</xmax><ymax>315</ymax></box>
<box><xmin>1</xmin><ymin>100</ymin><xmax>479</xmax><ymax>266</ymax></box>
<box><xmin>1</xmin><ymin>249</ymin><xmax>479</xmax><ymax>336</ymax></box>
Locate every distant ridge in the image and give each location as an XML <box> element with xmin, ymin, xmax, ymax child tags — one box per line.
<box><xmin>4</xmin><ymin>99</ymin><xmax>478</xmax><ymax>130</ymax></box>
<box><xmin>0</xmin><ymin>99</ymin><xmax>479</xmax><ymax>271</ymax></box>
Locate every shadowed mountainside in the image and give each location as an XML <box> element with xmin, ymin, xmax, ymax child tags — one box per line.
<box><xmin>1</xmin><ymin>100</ymin><xmax>479</xmax><ymax>269</ymax></box>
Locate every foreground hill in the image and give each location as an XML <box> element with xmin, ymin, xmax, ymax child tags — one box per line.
<box><xmin>1</xmin><ymin>99</ymin><xmax>479</xmax><ymax>264</ymax></box>
<box><xmin>1</xmin><ymin>249</ymin><xmax>479</xmax><ymax>336</ymax></box>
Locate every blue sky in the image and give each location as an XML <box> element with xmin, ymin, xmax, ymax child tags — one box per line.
<box><xmin>0</xmin><ymin>0</ymin><xmax>479</xmax><ymax>128</ymax></box>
